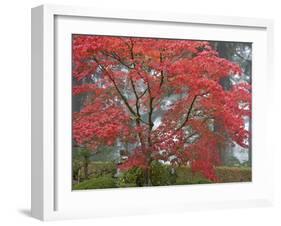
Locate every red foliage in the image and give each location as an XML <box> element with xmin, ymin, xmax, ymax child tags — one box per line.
<box><xmin>118</xmin><ymin>148</ymin><xmax>148</xmax><ymax>170</ymax></box>
<box><xmin>72</xmin><ymin>35</ymin><xmax>251</xmax><ymax>181</ymax></box>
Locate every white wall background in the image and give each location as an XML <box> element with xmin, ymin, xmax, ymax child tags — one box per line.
<box><xmin>0</xmin><ymin>0</ymin><xmax>280</xmax><ymax>225</ymax></box>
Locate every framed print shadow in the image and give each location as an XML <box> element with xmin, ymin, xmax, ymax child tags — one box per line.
<box><xmin>31</xmin><ymin>4</ymin><xmax>274</xmax><ymax>221</ymax></box>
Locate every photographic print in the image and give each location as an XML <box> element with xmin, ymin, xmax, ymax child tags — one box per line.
<box><xmin>72</xmin><ymin>35</ymin><xmax>252</xmax><ymax>190</ymax></box>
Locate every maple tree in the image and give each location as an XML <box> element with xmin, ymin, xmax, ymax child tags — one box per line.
<box><xmin>72</xmin><ymin>35</ymin><xmax>251</xmax><ymax>184</ymax></box>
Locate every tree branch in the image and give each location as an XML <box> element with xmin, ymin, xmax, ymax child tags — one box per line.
<box><xmin>235</xmin><ymin>51</ymin><xmax>251</xmax><ymax>62</ymax></box>
<box><xmin>129</xmin><ymin>77</ymin><xmax>149</xmax><ymax>125</ymax></box>
<box><xmin>92</xmin><ymin>57</ymin><xmax>137</xmax><ymax>118</ymax></box>
<box><xmin>159</xmin><ymin>52</ymin><xmax>164</xmax><ymax>88</ymax></box>
<box><xmin>139</xmin><ymin>88</ymin><xmax>148</xmax><ymax>98</ymax></box>
<box><xmin>101</xmin><ymin>50</ymin><xmax>134</xmax><ymax>69</ymax></box>
<box><xmin>176</xmin><ymin>95</ymin><xmax>198</xmax><ymax>131</ymax></box>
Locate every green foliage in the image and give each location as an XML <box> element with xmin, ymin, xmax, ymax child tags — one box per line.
<box><xmin>72</xmin><ymin>158</ymin><xmax>83</xmax><ymax>181</ymax></box>
<box><xmin>72</xmin><ymin>156</ymin><xmax>251</xmax><ymax>189</ymax></box>
<box><xmin>215</xmin><ymin>166</ymin><xmax>251</xmax><ymax>182</ymax></box>
<box><xmin>175</xmin><ymin>166</ymin><xmax>210</xmax><ymax>185</ymax></box>
<box><xmin>118</xmin><ymin>161</ymin><xmax>177</xmax><ymax>187</ymax></box>
<box><xmin>150</xmin><ymin>161</ymin><xmax>177</xmax><ymax>186</ymax></box>
<box><xmin>241</xmin><ymin>160</ymin><xmax>251</xmax><ymax>167</ymax></box>
<box><xmin>72</xmin><ymin>147</ymin><xmax>92</xmax><ymax>180</ymax></box>
<box><xmin>175</xmin><ymin>166</ymin><xmax>251</xmax><ymax>184</ymax></box>
<box><xmin>72</xmin><ymin>147</ymin><xmax>117</xmax><ymax>180</ymax></box>
<box><xmin>73</xmin><ymin>176</ymin><xmax>117</xmax><ymax>190</ymax></box>
<box><xmin>88</xmin><ymin>161</ymin><xmax>117</xmax><ymax>178</ymax></box>
<box><xmin>73</xmin><ymin>147</ymin><xmax>92</xmax><ymax>159</ymax></box>
<box><xmin>118</xmin><ymin>167</ymin><xmax>145</xmax><ymax>187</ymax></box>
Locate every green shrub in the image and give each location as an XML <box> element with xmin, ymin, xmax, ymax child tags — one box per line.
<box><xmin>72</xmin><ymin>148</ymin><xmax>92</xmax><ymax>179</ymax></box>
<box><xmin>215</xmin><ymin>166</ymin><xmax>251</xmax><ymax>182</ymax></box>
<box><xmin>118</xmin><ymin>167</ymin><xmax>145</xmax><ymax>187</ymax></box>
<box><xmin>88</xmin><ymin>161</ymin><xmax>117</xmax><ymax>178</ymax></box>
<box><xmin>72</xmin><ymin>158</ymin><xmax>83</xmax><ymax>181</ymax></box>
<box><xmin>175</xmin><ymin>166</ymin><xmax>251</xmax><ymax>184</ymax></box>
<box><xmin>73</xmin><ymin>176</ymin><xmax>117</xmax><ymax>190</ymax></box>
<box><xmin>175</xmin><ymin>166</ymin><xmax>209</xmax><ymax>185</ymax></box>
<box><xmin>150</xmin><ymin>161</ymin><xmax>176</xmax><ymax>186</ymax></box>
<box><xmin>118</xmin><ymin>162</ymin><xmax>177</xmax><ymax>187</ymax></box>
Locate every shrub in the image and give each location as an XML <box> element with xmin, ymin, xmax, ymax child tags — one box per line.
<box><xmin>175</xmin><ymin>166</ymin><xmax>209</xmax><ymax>185</ymax></box>
<box><xmin>118</xmin><ymin>161</ymin><xmax>177</xmax><ymax>187</ymax></box>
<box><xmin>215</xmin><ymin>166</ymin><xmax>251</xmax><ymax>182</ymax></box>
<box><xmin>118</xmin><ymin>167</ymin><xmax>145</xmax><ymax>187</ymax></box>
<box><xmin>72</xmin><ymin>158</ymin><xmax>83</xmax><ymax>181</ymax></box>
<box><xmin>150</xmin><ymin>161</ymin><xmax>176</xmax><ymax>186</ymax></box>
<box><xmin>175</xmin><ymin>166</ymin><xmax>251</xmax><ymax>184</ymax></box>
<box><xmin>73</xmin><ymin>176</ymin><xmax>117</xmax><ymax>190</ymax></box>
<box><xmin>88</xmin><ymin>161</ymin><xmax>117</xmax><ymax>178</ymax></box>
<box><xmin>72</xmin><ymin>148</ymin><xmax>92</xmax><ymax>179</ymax></box>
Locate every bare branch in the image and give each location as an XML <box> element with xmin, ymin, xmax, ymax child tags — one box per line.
<box><xmin>92</xmin><ymin>57</ymin><xmax>137</xmax><ymax>117</ymax></box>
<box><xmin>176</xmin><ymin>95</ymin><xmax>198</xmax><ymax>131</ymax></box>
<box><xmin>159</xmin><ymin>52</ymin><xmax>164</xmax><ymax>88</ymax></box>
<box><xmin>139</xmin><ymin>88</ymin><xmax>148</xmax><ymax>98</ymax></box>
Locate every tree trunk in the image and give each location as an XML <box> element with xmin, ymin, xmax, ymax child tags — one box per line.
<box><xmin>144</xmin><ymin>165</ymin><xmax>152</xmax><ymax>186</ymax></box>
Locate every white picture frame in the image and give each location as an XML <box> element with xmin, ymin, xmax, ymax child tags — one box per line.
<box><xmin>31</xmin><ymin>4</ymin><xmax>274</xmax><ymax>221</ymax></box>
